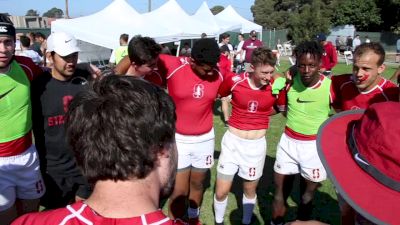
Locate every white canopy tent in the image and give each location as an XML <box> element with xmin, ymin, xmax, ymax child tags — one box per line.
<box><xmin>191</xmin><ymin>2</ymin><xmax>239</xmax><ymax>35</ymax></box>
<box><xmin>215</xmin><ymin>5</ymin><xmax>263</xmax><ymax>37</ymax></box>
<box><xmin>142</xmin><ymin>0</ymin><xmax>219</xmax><ymax>40</ymax></box>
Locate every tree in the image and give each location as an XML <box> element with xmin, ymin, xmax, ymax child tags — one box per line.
<box><xmin>26</xmin><ymin>9</ymin><xmax>39</xmax><ymax>16</ymax></box>
<box><xmin>374</xmin><ymin>0</ymin><xmax>400</xmax><ymax>32</ymax></box>
<box><xmin>42</xmin><ymin>7</ymin><xmax>64</xmax><ymax>18</ymax></box>
<box><xmin>287</xmin><ymin>1</ymin><xmax>331</xmax><ymax>43</ymax></box>
<box><xmin>331</xmin><ymin>0</ymin><xmax>381</xmax><ymax>31</ymax></box>
<box><xmin>210</xmin><ymin>5</ymin><xmax>224</xmax><ymax>15</ymax></box>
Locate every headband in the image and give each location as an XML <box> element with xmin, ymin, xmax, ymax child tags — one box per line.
<box><xmin>0</xmin><ymin>22</ymin><xmax>16</xmax><ymax>38</ymax></box>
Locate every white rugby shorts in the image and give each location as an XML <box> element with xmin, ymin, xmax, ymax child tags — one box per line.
<box><xmin>0</xmin><ymin>145</ymin><xmax>45</xmax><ymax>211</ymax></box>
<box><xmin>217</xmin><ymin>130</ymin><xmax>267</xmax><ymax>181</ymax></box>
<box><xmin>175</xmin><ymin>128</ymin><xmax>215</xmax><ymax>170</ymax></box>
<box><xmin>274</xmin><ymin>133</ymin><xmax>326</xmax><ymax>182</ymax></box>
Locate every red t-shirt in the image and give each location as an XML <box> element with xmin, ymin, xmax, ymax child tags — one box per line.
<box><xmin>12</xmin><ymin>202</ymin><xmax>186</xmax><ymax>225</ymax></box>
<box><xmin>331</xmin><ymin>74</ymin><xmax>399</xmax><ymax>110</ymax></box>
<box><xmin>321</xmin><ymin>41</ymin><xmax>338</xmax><ymax>71</ymax></box>
<box><xmin>242</xmin><ymin>39</ymin><xmax>263</xmax><ymax>63</ymax></box>
<box><xmin>142</xmin><ymin>70</ymin><xmax>166</xmax><ymax>88</ymax></box>
<box><xmin>218</xmin><ymin>72</ymin><xmax>280</xmax><ymax>130</ymax></box>
<box><xmin>218</xmin><ymin>54</ymin><xmax>231</xmax><ymax>77</ymax></box>
<box><xmin>157</xmin><ymin>54</ymin><xmax>223</xmax><ymax>135</ymax></box>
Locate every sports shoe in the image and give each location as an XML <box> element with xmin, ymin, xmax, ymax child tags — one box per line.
<box><xmin>188</xmin><ymin>217</ymin><xmax>202</xmax><ymax>225</ymax></box>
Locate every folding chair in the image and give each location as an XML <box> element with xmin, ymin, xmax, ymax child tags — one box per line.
<box><xmin>277</xmin><ymin>44</ymin><xmax>285</xmax><ymax>56</ymax></box>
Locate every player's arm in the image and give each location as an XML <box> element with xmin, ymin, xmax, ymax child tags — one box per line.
<box><xmin>114</xmin><ymin>55</ymin><xmax>131</xmax><ymax>75</ymax></box>
<box><xmin>217</xmin><ymin>71</ymin><xmax>236</xmax><ymax>98</ymax></box>
<box><xmin>330</xmin><ymin>75</ymin><xmax>342</xmax><ymax>113</ymax></box>
<box><xmin>273</xmin><ymin>84</ymin><xmax>288</xmax><ymax>117</ymax></box>
<box><xmin>329</xmin><ymin>46</ymin><xmax>338</xmax><ymax>69</ymax></box>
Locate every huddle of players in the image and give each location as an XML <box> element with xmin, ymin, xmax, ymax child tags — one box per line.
<box><xmin>114</xmin><ymin>36</ymin><xmax>399</xmax><ymax>225</ymax></box>
<box><xmin>2</xmin><ymin>14</ymin><xmax>398</xmax><ymax>224</ymax></box>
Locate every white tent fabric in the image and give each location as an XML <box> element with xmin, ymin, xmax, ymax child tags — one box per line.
<box><xmin>51</xmin><ymin>0</ymin><xmax>183</xmax><ymax>49</ymax></box>
<box><xmin>215</xmin><ymin>5</ymin><xmax>262</xmax><ymax>34</ymax></box>
<box><xmin>191</xmin><ymin>2</ymin><xmax>238</xmax><ymax>35</ymax></box>
<box><xmin>142</xmin><ymin>0</ymin><xmax>219</xmax><ymax>40</ymax></box>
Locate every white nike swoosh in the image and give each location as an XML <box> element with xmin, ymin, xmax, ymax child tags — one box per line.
<box><xmin>354</xmin><ymin>153</ymin><xmax>369</xmax><ymax>165</ymax></box>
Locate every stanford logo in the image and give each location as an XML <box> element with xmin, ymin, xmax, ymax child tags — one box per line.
<box><xmin>205</xmin><ymin>155</ymin><xmax>212</xmax><ymax>165</ymax></box>
<box><xmin>249</xmin><ymin>167</ymin><xmax>256</xmax><ymax>177</ymax></box>
<box><xmin>63</xmin><ymin>95</ymin><xmax>74</xmax><ymax>113</ymax></box>
<box><xmin>193</xmin><ymin>84</ymin><xmax>204</xmax><ymax>99</ymax></box>
<box><xmin>351</xmin><ymin>106</ymin><xmax>361</xmax><ymax>110</ymax></box>
<box><xmin>247</xmin><ymin>100</ymin><xmax>258</xmax><ymax>113</ymax></box>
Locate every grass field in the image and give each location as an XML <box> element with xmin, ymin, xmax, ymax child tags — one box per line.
<box><xmin>162</xmin><ymin>59</ymin><xmax>399</xmax><ymax>225</ymax></box>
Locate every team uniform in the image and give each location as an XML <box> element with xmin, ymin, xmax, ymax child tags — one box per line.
<box><xmin>12</xmin><ymin>201</ymin><xmax>187</xmax><ymax>225</ymax></box>
<box><xmin>274</xmin><ymin>74</ymin><xmax>332</xmax><ymax>182</ymax></box>
<box><xmin>331</xmin><ymin>74</ymin><xmax>399</xmax><ymax>110</ymax></box>
<box><xmin>217</xmin><ymin>72</ymin><xmax>280</xmax><ymax>180</ymax></box>
<box><xmin>157</xmin><ymin>54</ymin><xmax>223</xmax><ymax>170</ymax></box>
<box><xmin>0</xmin><ymin>56</ymin><xmax>45</xmax><ymax>211</ymax></box>
<box><xmin>31</xmin><ymin>69</ymin><xmax>92</xmax><ymax>208</ymax></box>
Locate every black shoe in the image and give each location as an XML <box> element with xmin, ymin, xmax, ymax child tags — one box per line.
<box><xmin>215</xmin><ymin>222</ymin><xmax>224</xmax><ymax>225</ymax></box>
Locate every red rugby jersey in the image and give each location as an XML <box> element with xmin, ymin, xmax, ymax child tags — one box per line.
<box><xmin>157</xmin><ymin>54</ymin><xmax>223</xmax><ymax>135</ymax></box>
<box><xmin>12</xmin><ymin>202</ymin><xmax>186</xmax><ymax>225</ymax></box>
<box><xmin>331</xmin><ymin>74</ymin><xmax>399</xmax><ymax>110</ymax></box>
<box><xmin>218</xmin><ymin>72</ymin><xmax>279</xmax><ymax>130</ymax></box>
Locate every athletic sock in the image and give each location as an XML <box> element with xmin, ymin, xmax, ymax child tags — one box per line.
<box><xmin>213</xmin><ymin>194</ymin><xmax>228</xmax><ymax>223</ymax></box>
<box><xmin>187</xmin><ymin>207</ymin><xmax>200</xmax><ymax>219</ymax></box>
<box><xmin>242</xmin><ymin>194</ymin><xmax>256</xmax><ymax>224</ymax></box>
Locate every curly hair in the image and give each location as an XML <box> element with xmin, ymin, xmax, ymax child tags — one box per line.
<box><xmin>250</xmin><ymin>47</ymin><xmax>277</xmax><ymax>67</ymax></box>
<box><xmin>294</xmin><ymin>41</ymin><xmax>324</xmax><ymax>62</ymax></box>
<box><xmin>128</xmin><ymin>35</ymin><xmax>162</xmax><ymax>66</ymax></box>
<box><xmin>191</xmin><ymin>38</ymin><xmax>220</xmax><ymax>66</ymax></box>
<box><xmin>65</xmin><ymin>76</ymin><xmax>176</xmax><ymax>183</ymax></box>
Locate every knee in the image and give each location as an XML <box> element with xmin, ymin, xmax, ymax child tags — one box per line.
<box><xmin>215</xmin><ymin>191</ymin><xmax>228</xmax><ymax>201</ymax></box>
<box><xmin>301</xmin><ymin>191</ymin><xmax>315</xmax><ymax>204</ymax></box>
<box><xmin>190</xmin><ymin>179</ymin><xmax>204</xmax><ymax>191</ymax></box>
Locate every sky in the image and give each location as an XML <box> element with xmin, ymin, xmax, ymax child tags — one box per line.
<box><xmin>0</xmin><ymin>0</ymin><xmax>255</xmax><ymax>20</ymax></box>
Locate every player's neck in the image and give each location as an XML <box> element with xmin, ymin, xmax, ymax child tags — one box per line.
<box><xmin>85</xmin><ymin>177</ymin><xmax>161</xmax><ymax>218</ymax></box>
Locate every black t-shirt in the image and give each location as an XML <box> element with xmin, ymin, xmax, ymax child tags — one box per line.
<box><xmin>31</xmin><ymin>68</ymin><xmax>91</xmax><ymax>175</ymax></box>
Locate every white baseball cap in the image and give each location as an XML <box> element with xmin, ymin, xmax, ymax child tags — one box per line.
<box><xmin>46</xmin><ymin>32</ymin><xmax>80</xmax><ymax>56</ymax></box>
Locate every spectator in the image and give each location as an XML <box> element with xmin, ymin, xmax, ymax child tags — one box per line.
<box><xmin>17</xmin><ymin>35</ymin><xmax>42</xmax><ymax>65</ymax></box>
<box><xmin>234</xmin><ymin>33</ymin><xmax>245</xmax><ymax>73</ymax></box>
<box><xmin>242</xmin><ymin>30</ymin><xmax>263</xmax><ymax>70</ymax></box>
<box><xmin>316</xmin><ymin>33</ymin><xmax>338</xmax><ymax>77</ymax></box>
<box><xmin>179</xmin><ymin>42</ymin><xmax>191</xmax><ymax>57</ymax></box>
<box><xmin>346</xmin><ymin>36</ymin><xmax>353</xmax><ymax>51</ymax></box>
<box><xmin>364</xmin><ymin>35</ymin><xmax>370</xmax><ymax>43</ymax></box>
<box><xmin>317</xmin><ymin>101</ymin><xmax>400</xmax><ymax>225</ymax></box>
<box><xmin>352</xmin><ymin>35</ymin><xmax>361</xmax><ymax>50</ymax></box>
<box><xmin>12</xmin><ymin>75</ymin><xmax>184</xmax><ymax>225</ymax></box>
<box><xmin>109</xmin><ymin>33</ymin><xmax>129</xmax><ymax>67</ymax></box>
<box><xmin>31</xmin><ymin>32</ymin><xmax>93</xmax><ymax>209</ymax></box>
<box><xmin>201</xmin><ymin>33</ymin><xmax>207</xmax><ymax>39</ymax></box>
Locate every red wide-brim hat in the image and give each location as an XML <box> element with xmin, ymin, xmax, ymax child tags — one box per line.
<box><xmin>317</xmin><ymin>110</ymin><xmax>400</xmax><ymax>225</ymax></box>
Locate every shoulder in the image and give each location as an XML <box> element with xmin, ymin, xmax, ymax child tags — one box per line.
<box><xmin>14</xmin><ymin>55</ymin><xmax>44</xmax><ymax>80</ymax></box>
<box><xmin>12</xmin><ymin>204</ymin><xmax>77</xmax><ymax>225</ymax></box>
<box><xmin>331</xmin><ymin>74</ymin><xmax>352</xmax><ymax>87</ymax></box>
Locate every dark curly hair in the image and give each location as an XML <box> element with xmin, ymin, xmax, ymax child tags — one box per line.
<box><xmin>128</xmin><ymin>35</ymin><xmax>162</xmax><ymax>66</ymax></box>
<box><xmin>294</xmin><ymin>41</ymin><xmax>324</xmax><ymax>62</ymax></box>
<box><xmin>191</xmin><ymin>38</ymin><xmax>220</xmax><ymax>66</ymax></box>
<box><xmin>65</xmin><ymin>76</ymin><xmax>176</xmax><ymax>183</ymax></box>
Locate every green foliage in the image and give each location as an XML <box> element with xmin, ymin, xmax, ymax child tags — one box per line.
<box><xmin>287</xmin><ymin>1</ymin><xmax>331</xmax><ymax>43</ymax></box>
<box><xmin>210</xmin><ymin>5</ymin><xmax>225</xmax><ymax>15</ymax></box>
<box><xmin>26</xmin><ymin>9</ymin><xmax>39</xmax><ymax>17</ymax></box>
<box><xmin>331</xmin><ymin>0</ymin><xmax>381</xmax><ymax>31</ymax></box>
<box><xmin>375</xmin><ymin>0</ymin><xmax>400</xmax><ymax>32</ymax></box>
<box><xmin>42</xmin><ymin>7</ymin><xmax>64</xmax><ymax>18</ymax></box>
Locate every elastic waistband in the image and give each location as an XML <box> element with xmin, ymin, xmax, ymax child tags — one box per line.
<box><xmin>0</xmin><ymin>131</ymin><xmax>33</xmax><ymax>157</ymax></box>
